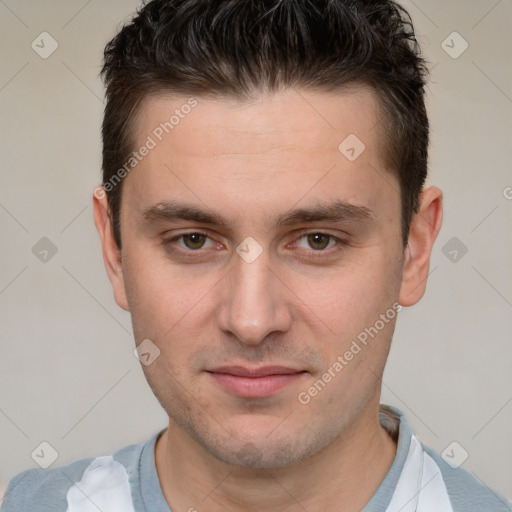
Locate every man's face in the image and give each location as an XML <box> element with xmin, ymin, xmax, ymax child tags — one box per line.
<box><xmin>113</xmin><ymin>87</ymin><xmax>406</xmax><ymax>468</ymax></box>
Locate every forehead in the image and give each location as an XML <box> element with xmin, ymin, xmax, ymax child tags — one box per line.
<box><xmin>123</xmin><ymin>86</ymin><xmax>398</xmax><ymax>228</ymax></box>
<box><xmin>134</xmin><ymin>85</ymin><xmax>384</xmax><ymax>158</ymax></box>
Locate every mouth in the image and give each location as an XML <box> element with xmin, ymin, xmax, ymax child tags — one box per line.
<box><xmin>206</xmin><ymin>365</ymin><xmax>308</xmax><ymax>398</ymax></box>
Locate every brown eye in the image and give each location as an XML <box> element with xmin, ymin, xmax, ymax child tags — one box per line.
<box><xmin>182</xmin><ymin>233</ymin><xmax>207</xmax><ymax>249</ymax></box>
<box><xmin>307</xmin><ymin>233</ymin><xmax>332</xmax><ymax>250</ymax></box>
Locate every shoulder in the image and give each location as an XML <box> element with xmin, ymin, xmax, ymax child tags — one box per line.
<box><xmin>422</xmin><ymin>442</ymin><xmax>511</xmax><ymax>512</ymax></box>
<box><xmin>1</xmin><ymin>440</ymin><xmax>146</xmax><ymax>512</ymax></box>
<box><xmin>1</xmin><ymin>456</ymin><xmax>95</xmax><ymax>511</ymax></box>
<box><xmin>381</xmin><ymin>405</ymin><xmax>511</xmax><ymax>512</ymax></box>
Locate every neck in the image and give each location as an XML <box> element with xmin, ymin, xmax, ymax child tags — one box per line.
<box><xmin>155</xmin><ymin>401</ymin><xmax>396</xmax><ymax>512</ymax></box>
<box><xmin>155</xmin><ymin>399</ymin><xmax>397</xmax><ymax>512</ymax></box>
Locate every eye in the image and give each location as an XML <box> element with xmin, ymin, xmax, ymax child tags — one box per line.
<box><xmin>180</xmin><ymin>233</ymin><xmax>209</xmax><ymax>250</ymax></box>
<box><xmin>296</xmin><ymin>233</ymin><xmax>340</xmax><ymax>251</ymax></box>
<box><xmin>163</xmin><ymin>232</ymin><xmax>218</xmax><ymax>252</ymax></box>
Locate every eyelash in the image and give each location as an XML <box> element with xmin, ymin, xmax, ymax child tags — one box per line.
<box><xmin>160</xmin><ymin>230</ymin><xmax>349</xmax><ymax>259</ymax></box>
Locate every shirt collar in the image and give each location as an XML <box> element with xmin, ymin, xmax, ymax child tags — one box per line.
<box><xmin>137</xmin><ymin>404</ymin><xmax>412</xmax><ymax>512</ymax></box>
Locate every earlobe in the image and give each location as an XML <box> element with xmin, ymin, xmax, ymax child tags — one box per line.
<box><xmin>399</xmin><ymin>186</ymin><xmax>443</xmax><ymax>307</ymax></box>
<box><xmin>92</xmin><ymin>187</ymin><xmax>130</xmax><ymax>312</ymax></box>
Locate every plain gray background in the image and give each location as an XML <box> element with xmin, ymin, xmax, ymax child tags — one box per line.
<box><xmin>0</xmin><ymin>0</ymin><xmax>511</xmax><ymax>503</ymax></box>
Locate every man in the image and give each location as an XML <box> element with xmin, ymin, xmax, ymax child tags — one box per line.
<box><xmin>2</xmin><ymin>0</ymin><xmax>510</xmax><ymax>511</ymax></box>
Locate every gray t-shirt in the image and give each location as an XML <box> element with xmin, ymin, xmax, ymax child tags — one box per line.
<box><xmin>2</xmin><ymin>405</ymin><xmax>510</xmax><ymax>511</ymax></box>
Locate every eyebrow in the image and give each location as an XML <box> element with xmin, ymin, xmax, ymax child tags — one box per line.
<box><xmin>140</xmin><ymin>199</ymin><xmax>374</xmax><ymax>229</ymax></box>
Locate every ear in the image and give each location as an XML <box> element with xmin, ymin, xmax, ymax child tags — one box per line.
<box><xmin>399</xmin><ymin>186</ymin><xmax>443</xmax><ymax>307</ymax></box>
<box><xmin>92</xmin><ymin>187</ymin><xmax>130</xmax><ymax>311</ymax></box>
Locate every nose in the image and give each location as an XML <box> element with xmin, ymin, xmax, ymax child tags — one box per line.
<box><xmin>216</xmin><ymin>246</ymin><xmax>292</xmax><ymax>346</ymax></box>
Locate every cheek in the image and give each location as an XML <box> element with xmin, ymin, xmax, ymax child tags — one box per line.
<box><xmin>292</xmin><ymin>250</ymin><xmax>400</xmax><ymax>339</ymax></box>
<box><xmin>122</xmin><ymin>246</ymin><xmax>225</xmax><ymax>362</ymax></box>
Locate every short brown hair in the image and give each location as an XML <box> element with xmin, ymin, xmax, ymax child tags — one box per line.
<box><xmin>101</xmin><ymin>0</ymin><xmax>430</xmax><ymax>249</ymax></box>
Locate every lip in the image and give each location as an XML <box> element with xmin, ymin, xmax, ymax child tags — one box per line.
<box><xmin>207</xmin><ymin>365</ymin><xmax>307</xmax><ymax>398</ymax></box>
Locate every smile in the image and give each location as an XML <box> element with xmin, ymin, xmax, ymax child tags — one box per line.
<box><xmin>206</xmin><ymin>366</ymin><xmax>308</xmax><ymax>398</ymax></box>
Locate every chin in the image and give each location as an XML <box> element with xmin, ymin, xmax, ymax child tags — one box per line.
<box><xmin>212</xmin><ymin>438</ymin><xmax>304</xmax><ymax>469</ymax></box>
<box><xmin>192</xmin><ymin>418</ymin><xmax>334</xmax><ymax>470</ymax></box>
